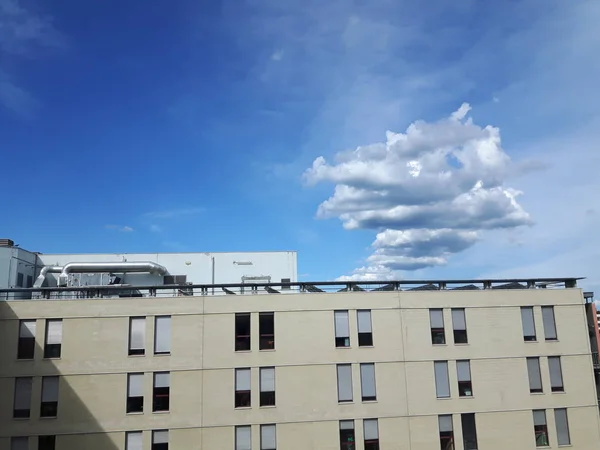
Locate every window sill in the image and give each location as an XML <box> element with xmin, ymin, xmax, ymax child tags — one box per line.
<box><xmin>453</xmin><ymin>343</ymin><xmax>470</xmax><ymax>346</ymax></box>
<box><xmin>459</xmin><ymin>396</ymin><xmax>474</xmax><ymax>399</ymax></box>
<box><xmin>358</xmin><ymin>345</ymin><xmax>374</xmax><ymax>348</ymax></box>
<box><xmin>545</xmin><ymin>339</ymin><xmax>559</xmax><ymax>342</ymax></box>
<box><xmin>153</xmin><ymin>353</ymin><xmax>170</xmax><ymax>357</ymax></box>
<box><xmin>338</xmin><ymin>401</ymin><xmax>354</xmax><ymax>405</ymax></box>
<box><xmin>235</xmin><ymin>350</ymin><xmax>252</xmax><ymax>353</ymax></box>
<box><xmin>530</xmin><ymin>392</ymin><xmax>545</xmax><ymax>395</ymax></box>
<box><xmin>432</xmin><ymin>344</ymin><xmax>447</xmax><ymax>347</ymax></box>
<box><xmin>43</xmin><ymin>357</ymin><xmax>61</xmax><ymax>360</ymax></box>
<box><xmin>234</xmin><ymin>406</ymin><xmax>252</xmax><ymax>410</ymax></box>
<box><xmin>362</xmin><ymin>400</ymin><xmax>378</xmax><ymax>403</ymax></box>
<box><xmin>436</xmin><ymin>397</ymin><xmax>452</xmax><ymax>400</ymax></box>
<box><xmin>259</xmin><ymin>349</ymin><xmax>276</xmax><ymax>352</ymax></box>
<box><xmin>335</xmin><ymin>347</ymin><xmax>352</xmax><ymax>349</ymax></box>
<box><xmin>15</xmin><ymin>358</ymin><xmax>34</xmax><ymax>361</ymax></box>
<box><xmin>152</xmin><ymin>411</ymin><xmax>170</xmax><ymax>414</ymax></box>
<box><xmin>551</xmin><ymin>390</ymin><xmax>566</xmax><ymax>394</ymax></box>
<box><xmin>39</xmin><ymin>416</ymin><xmax>57</xmax><ymax>420</ymax></box>
<box><xmin>524</xmin><ymin>340</ymin><xmax>539</xmax><ymax>343</ymax></box>
<box><xmin>127</xmin><ymin>354</ymin><xmax>146</xmax><ymax>358</ymax></box>
<box><xmin>259</xmin><ymin>405</ymin><xmax>277</xmax><ymax>409</ymax></box>
<box><xmin>12</xmin><ymin>417</ymin><xmax>30</xmax><ymax>421</ymax></box>
<box><xmin>126</xmin><ymin>412</ymin><xmax>144</xmax><ymax>415</ymax></box>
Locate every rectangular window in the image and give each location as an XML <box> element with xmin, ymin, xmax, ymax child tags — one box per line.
<box><xmin>235</xmin><ymin>368</ymin><xmax>251</xmax><ymax>407</ymax></box>
<box><xmin>235</xmin><ymin>313</ymin><xmax>251</xmax><ymax>351</ymax></box>
<box><xmin>40</xmin><ymin>376</ymin><xmax>59</xmax><ymax>418</ymax></box>
<box><xmin>17</xmin><ymin>320</ymin><xmax>36</xmax><ymax>359</ymax></box>
<box><xmin>438</xmin><ymin>415</ymin><xmax>454</xmax><ymax>450</ymax></box>
<box><xmin>339</xmin><ymin>420</ymin><xmax>355</xmax><ymax>450</ymax></box>
<box><xmin>434</xmin><ymin>361</ymin><xmax>450</xmax><ymax>398</ymax></box>
<box><xmin>451</xmin><ymin>309</ymin><xmax>468</xmax><ymax>344</ymax></box>
<box><xmin>236</xmin><ymin>426</ymin><xmax>252</xmax><ymax>450</ymax></box>
<box><xmin>357</xmin><ymin>310</ymin><xmax>373</xmax><ymax>346</ymax></box>
<box><xmin>548</xmin><ymin>357</ymin><xmax>564</xmax><ymax>392</ymax></box>
<box><xmin>127</xmin><ymin>373</ymin><xmax>144</xmax><ymax>413</ymax></box>
<box><xmin>335</xmin><ymin>310</ymin><xmax>350</xmax><ymax>347</ymax></box>
<box><xmin>13</xmin><ymin>377</ymin><xmax>32</xmax><ymax>418</ymax></box>
<box><xmin>461</xmin><ymin>413</ymin><xmax>478</xmax><ymax>450</ymax></box>
<box><xmin>430</xmin><ymin>309</ymin><xmax>445</xmax><ymax>344</ymax></box>
<box><xmin>16</xmin><ymin>272</ymin><xmax>24</xmax><ymax>287</ymax></box>
<box><xmin>360</xmin><ymin>363</ymin><xmax>376</xmax><ymax>401</ymax></box>
<box><xmin>126</xmin><ymin>431</ymin><xmax>143</xmax><ymax>450</ymax></box>
<box><xmin>554</xmin><ymin>408</ymin><xmax>570</xmax><ymax>446</ymax></box>
<box><xmin>129</xmin><ymin>317</ymin><xmax>146</xmax><ymax>356</ymax></box>
<box><xmin>259</xmin><ymin>312</ymin><xmax>275</xmax><ymax>350</ymax></box>
<box><xmin>281</xmin><ymin>277</ymin><xmax>291</xmax><ymax>290</ymax></box>
<box><xmin>38</xmin><ymin>436</ymin><xmax>55</xmax><ymax>450</ymax></box>
<box><xmin>337</xmin><ymin>364</ymin><xmax>353</xmax><ymax>402</ymax></box>
<box><xmin>261</xmin><ymin>424</ymin><xmax>276</xmax><ymax>450</ymax></box>
<box><xmin>154</xmin><ymin>316</ymin><xmax>171</xmax><ymax>355</ymax></box>
<box><xmin>457</xmin><ymin>360</ymin><xmax>473</xmax><ymax>397</ymax></box>
<box><xmin>44</xmin><ymin>319</ymin><xmax>62</xmax><ymax>358</ymax></box>
<box><xmin>541</xmin><ymin>306</ymin><xmax>557</xmax><ymax>341</ymax></box>
<box><xmin>363</xmin><ymin>419</ymin><xmax>379</xmax><ymax>450</ymax></box>
<box><xmin>152</xmin><ymin>430</ymin><xmax>169</xmax><ymax>450</ymax></box>
<box><xmin>11</xmin><ymin>437</ymin><xmax>28</xmax><ymax>450</ymax></box>
<box><xmin>533</xmin><ymin>410</ymin><xmax>549</xmax><ymax>447</ymax></box>
<box><xmin>27</xmin><ymin>275</ymin><xmax>33</xmax><ymax>288</ymax></box>
<box><xmin>521</xmin><ymin>307</ymin><xmax>536</xmax><ymax>341</ymax></box>
<box><xmin>527</xmin><ymin>357</ymin><xmax>543</xmax><ymax>393</ymax></box>
<box><xmin>260</xmin><ymin>367</ymin><xmax>275</xmax><ymax>406</ymax></box>
<box><xmin>152</xmin><ymin>372</ymin><xmax>170</xmax><ymax>412</ymax></box>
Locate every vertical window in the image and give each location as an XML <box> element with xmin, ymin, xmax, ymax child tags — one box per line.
<box><xmin>129</xmin><ymin>317</ymin><xmax>146</xmax><ymax>356</ymax></box>
<box><xmin>261</xmin><ymin>424</ymin><xmax>276</xmax><ymax>450</ymax></box>
<box><xmin>11</xmin><ymin>437</ymin><xmax>28</xmax><ymax>450</ymax></box>
<box><xmin>339</xmin><ymin>420</ymin><xmax>355</xmax><ymax>450</ymax></box>
<box><xmin>461</xmin><ymin>413</ymin><xmax>478</xmax><ymax>450</ymax></box>
<box><xmin>335</xmin><ymin>310</ymin><xmax>350</xmax><ymax>347</ymax></box>
<box><xmin>16</xmin><ymin>272</ymin><xmax>24</xmax><ymax>287</ymax></box>
<box><xmin>17</xmin><ymin>320</ymin><xmax>36</xmax><ymax>359</ymax></box>
<box><xmin>236</xmin><ymin>426</ymin><xmax>252</xmax><ymax>450</ymax></box>
<box><xmin>451</xmin><ymin>309</ymin><xmax>468</xmax><ymax>344</ymax></box>
<box><xmin>357</xmin><ymin>310</ymin><xmax>373</xmax><ymax>346</ymax></box>
<box><xmin>127</xmin><ymin>373</ymin><xmax>144</xmax><ymax>413</ymax></box>
<box><xmin>259</xmin><ymin>312</ymin><xmax>275</xmax><ymax>350</ymax></box>
<box><xmin>434</xmin><ymin>361</ymin><xmax>450</xmax><ymax>398</ymax></box>
<box><xmin>154</xmin><ymin>316</ymin><xmax>171</xmax><ymax>355</ymax></box>
<box><xmin>360</xmin><ymin>363</ymin><xmax>377</xmax><ymax>401</ymax></box>
<box><xmin>363</xmin><ymin>419</ymin><xmax>379</xmax><ymax>450</ymax></box>
<box><xmin>554</xmin><ymin>409</ymin><xmax>570</xmax><ymax>446</ymax></box>
<box><xmin>281</xmin><ymin>277</ymin><xmax>291</xmax><ymax>290</ymax></box>
<box><xmin>152</xmin><ymin>430</ymin><xmax>169</xmax><ymax>450</ymax></box>
<box><xmin>235</xmin><ymin>368</ymin><xmax>251</xmax><ymax>407</ymax></box>
<box><xmin>126</xmin><ymin>431</ymin><xmax>143</xmax><ymax>450</ymax></box>
<box><xmin>336</xmin><ymin>364</ymin><xmax>353</xmax><ymax>402</ymax></box>
<box><xmin>541</xmin><ymin>306</ymin><xmax>557</xmax><ymax>341</ymax></box>
<box><xmin>260</xmin><ymin>367</ymin><xmax>275</xmax><ymax>406</ymax></box>
<box><xmin>38</xmin><ymin>436</ymin><xmax>55</xmax><ymax>450</ymax></box>
<box><xmin>235</xmin><ymin>313</ymin><xmax>251</xmax><ymax>351</ymax></box>
<box><xmin>548</xmin><ymin>357</ymin><xmax>564</xmax><ymax>392</ymax></box>
<box><xmin>527</xmin><ymin>357</ymin><xmax>543</xmax><ymax>393</ymax></box>
<box><xmin>430</xmin><ymin>309</ymin><xmax>445</xmax><ymax>344</ymax></box>
<box><xmin>533</xmin><ymin>410</ymin><xmax>549</xmax><ymax>447</ymax></box>
<box><xmin>521</xmin><ymin>307</ymin><xmax>536</xmax><ymax>341</ymax></box>
<box><xmin>44</xmin><ymin>319</ymin><xmax>63</xmax><ymax>358</ymax></box>
<box><xmin>40</xmin><ymin>376</ymin><xmax>59</xmax><ymax>418</ymax></box>
<box><xmin>152</xmin><ymin>372</ymin><xmax>170</xmax><ymax>412</ymax></box>
<box><xmin>13</xmin><ymin>377</ymin><xmax>32</xmax><ymax>418</ymax></box>
<box><xmin>457</xmin><ymin>360</ymin><xmax>473</xmax><ymax>397</ymax></box>
<box><xmin>27</xmin><ymin>275</ymin><xmax>33</xmax><ymax>288</ymax></box>
<box><xmin>438</xmin><ymin>415</ymin><xmax>454</xmax><ymax>450</ymax></box>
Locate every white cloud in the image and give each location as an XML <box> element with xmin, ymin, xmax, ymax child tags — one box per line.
<box><xmin>149</xmin><ymin>224</ymin><xmax>162</xmax><ymax>233</ymax></box>
<box><xmin>144</xmin><ymin>207</ymin><xmax>204</xmax><ymax>219</ymax></box>
<box><xmin>105</xmin><ymin>225</ymin><xmax>134</xmax><ymax>232</ymax></box>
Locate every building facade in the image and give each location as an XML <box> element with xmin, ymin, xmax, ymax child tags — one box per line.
<box><xmin>0</xmin><ymin>280</ymin><xmax>599</xmax><ymax>450</ymax></box>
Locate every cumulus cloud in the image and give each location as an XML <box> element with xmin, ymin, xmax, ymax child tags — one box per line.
<box><xmin>305</xmin><ymin>104</ymin><xmax>532</xmax><ymax>280</ymax></box>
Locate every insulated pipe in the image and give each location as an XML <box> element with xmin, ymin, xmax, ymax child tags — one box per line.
<box><xmin>33</xmin><ymin>266</ymin><xmax>63</xmax><ymax>288</ymax></box>
<box><xmin>56</xmin><ymin>262</ymin><xmax>168</xmax><ymax>286</ymax></box>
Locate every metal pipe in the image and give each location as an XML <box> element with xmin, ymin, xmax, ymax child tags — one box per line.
<box><xmin>58</xmin><ymin>261</ymin><xmax>167</xmax><ymax>286</ymax></box>
<box><xmin>33</xmin><ymin>265</ymin><xmax>63</xmax><ymax>288</ymax></box>
<box><xmin>211</xmin><ymin>257</ymin><xmax>215</xmax><ymax>295</ymax></box>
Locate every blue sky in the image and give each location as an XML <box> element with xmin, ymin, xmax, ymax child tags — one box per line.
<box><xmin>1</xmin><ymin>0</ymin><xmax>599</xmax><ymax>291</ymax></box>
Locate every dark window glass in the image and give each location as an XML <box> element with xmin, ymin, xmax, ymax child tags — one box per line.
<box><xmin>461</xmin><ymin>413</ymin><xmax>478</xmax><ymax>450</ymax></box>
<box><xmin>339</xmin><ymin>421</ymin><xmax>355</xmax><ymax>450</ymax></box>
<box><xmin>260</xmin><ymin>391</ymin><xmax>276</xmax><ymax>406</ymax></box>
<box><xmin>235</xmin><ymin>313</ymin><xmax>251</xmax><ymax>351</ymax></box>
<box><xmin>259</xmin><ymin>312</ymin><xmax>275</xmax><ymax>350</ymax></box>
<box><xmin>430</xmin><ymin>309</ymin><xmax>445</xmax><ymax>345</ymax></box>
<box><xmin>38</xmin><ymin>436</ymin><xmax>55</xmax><ymax>450</ymax></box>
<box><xmin>152</xmin><ymin>373</ymin><xmax>170</xmax><ymax>412</ymax></box>
<box><xmin>17</xmin><ymin>320</ymin><xmax>35</xmax><ymax>360</ymax></box>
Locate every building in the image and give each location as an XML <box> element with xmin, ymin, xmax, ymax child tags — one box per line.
<box><xmin>1</xmin><ymin>276</ymin><xmax>599</xmax><ymax>450</ymax></box>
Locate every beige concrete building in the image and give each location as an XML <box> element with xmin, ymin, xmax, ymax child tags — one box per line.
<box><xmin>0</xmin><ymin>279</ymin><xmax>599</xmax><ymax>450</ymax></box>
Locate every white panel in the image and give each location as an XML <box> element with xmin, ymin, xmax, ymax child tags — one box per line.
<box><xmin>236</xmin><ymin>426</ymin><xmax>252</xmax><ymax>450</ymax></box>
<box><xmin>430</xmin><ymin>309</ymin><xmax>444</xmax><ymax>328</ymax></box>
<box><xmin>548</xmin><ymin>357</ymin><xmax>563</xmax><ymax>388</ymax></box>
<box><xmin>14</xmin><ymin>377</ymin><xmax>32</xmax><ymax>410</ymax></box>
<box><xmin>360</xmin><ymin>363</ymin><xmax>376</xmax><ymax>399</ymax></box>
<box><xmin>542</xmin><ymin>306</ymin><xmax>557</xmax><ymax>339</ymax></box>
<box><xmin>363</xmin><ymin>419</ymin><xmax>379</xmax><ymax>440</ymax></box>
<box><xmin>153</xmin><ymin>430</ymin><xmax>169</xmax><ymax>444</ymax></box>
<box><xmin>340</xmin><ymin>420</ymin><xmax>354</xmax><ymax>430</ymax></box>
<box><xmin>261</xmin><ymin>425</ymin><xmax>276</xmax><ymax>450</ymax></box>
<box><xmin>554</xmin><ymin>409</ymin><xmax>570</xmax><ymax>445</ymax></box>
<box><xmin>11</xmin><ymin>437</ymin><xmax>28</xmax><ymax>450</ymax></box>
<box><xmin>128</xmin><ymin>374</ymin><xmax>144</xmax><ymax>397</ymax></box>
<box><xmin>41</xmin><ymin>376</ymin><xmax>59</xmax><ymax>402</ymax></box>
<box><xmin>260</xmin><ymin>367</ymin><xmax>275</xmax><ymax>392</ymax></box>
<box><xmin>434</xmin><ymin>361</ymin><xmax>450</xmax><ymax>398</ymax></box>
<box><xmin>456</xmin><ymin>361</ymin><xmax>471</xmax><ymax>381</ymax></box>
<box><xmin>334</xmin><ymin>310</ymin><xmax>349</xmax><ymax>337</ymax></box>
<box><xmin>451</xmin><ymin>309</ymin><xmax>466</xmax><ymax>330</ymax></box>
<box><xmin>438</xmin><ymin>415</ymin><xmax>453</xmax><ymax>432</ymax></box>
<box><xmin>357</xmin><ymin>310</ymin><xmax>372</xmax><ymax>333</ymax></box>
<box><xmin>46</xmin><ymin>320</ymin><xmax>63</xmax><ymax>345</ymax></box>
<box><xmin>126</xmin><ymin>432</ymin><xmax>143</xmax><ymax>450</ymax></box>
<box><xmin>527</xmin><ymin>358</ymin><xmax>542</xmax><ymax>391</ymax></box>
<box><xmin>154</xmin><ymin>372</ymin><xmax>170</xmax><ymax>388</ymax></box>
<box><xmin>155</xmin><ymin>316</ymin><xmax>171</xmax><ymax>353</ymax></box>
<box><xmin>236</xmin><ymin>369</ymin><xmax>251</xmax><ymax>391</ymax></box>
<box><xmin>533</xmin><ymin>410</ymin><xmax>546</xmax><ymax>426</ymax></box>
<box><xmin>130</xmin><ymin>318</ymin><xmax>145</xmax><ymax>350</ymax></box>
<box><xmin>19</xmin><ymin>320</ymin><xmax>35</xmax><ymax>338</ymax></box>
<box><xmin>337</xmin><ymin>364</ymin><xmax>353</xmax><ymax>402</ymax></box>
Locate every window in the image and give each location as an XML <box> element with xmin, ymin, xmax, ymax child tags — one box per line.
<box><xmin>363</xmin><ymin>419</ymin><xmax>379</xmax><ymax>450</ymax></box>
<box><xmin>235</xmin><ymin>368</ymin><xmax>251</xmax><ymax>407</ymax></box>
<box><xmin>154</xmin><ymin>316</ymin><xmax>171</xmax><ymax>355</ymax></box>
<box><xmin>554</xmin><ymin>408</ymin><xmax>570</xmax><ymax>446</ymax></box>
<box><xmin>434</xmin><ymin>361</ymin><xmax>450</xmax><ymax>398</ymax></box>
<box><xmin>533</xmin><ymin>410</ymin><xmax>549</xmax><ymax>447</ymax></box>
<box><xmin>152</xmin><ymin>430</ymin><xmax>169</xmax><ymax>450</ymax></box>
<box><xmin>281</xmin><ymin>277</ymin><xmax>291</xmax><ymax>290</ymax></box>
<box><xmin>260</xmin><ymin>367</ymin><xmax>275</xmax><ymax>406</ymax></box>
<box><xmin>337</xmin><ymin>364</ymin><xmax>353</xmax><ymax>402</ymax></box>
<box><xmin>152</xmin><ymin>372</ymin><xmax>170</xmax><ymax>412</ymax></box>
<box><xmin>26</xmin><ymin>275</ymin><xmax>33</xmax><ymax>288</ymax></box>
<box><xmin>335</xmin><ymin>310</ymin><xmax>350</xmax><ymax>347</ymax></box>
<box><xmin>451</xmin><ymin>309</ymin><xmax>468</xmax><ymax>344</ymax></box>
<box><xmin>17</xmin><ymin>320</ymin><xmax>36</xmax><ymax>359</ymax></box>
<box><xmin>457</xmin><ymin>360</ymin><xmax>473</xmax><ymax>397</ymax></box>
<box><xmin>126</xmin><ymin>431</ymin><xmax>143</xmax><ymax>450</ymax></box>
<box><xmin>438</xmin><ymin>415</ymin><xmax>454</xmax><ymax>450</ymax></box>
<box><xmin>541</xmin><ymin>306</ymin><xmax>557</xmax><ymax>341</ymax></box>
<box><xmin>357</xmin><ymin>310</ymin><xmax>373</xmax><ymax>346</ymax></box>
<box><xmin>236</xmin><ymin>426</ymin><xmax>252</xmax><ymax>450</ymax></box>
<box><xmin>129</xmin><ymin>317</ymin><xmax>146</xmax><ymax>356</ymax></box>
<box><xmin>259</xmin><ymin>312</ymin><xmax>275</xmax><ymax>350</ymax></box>
<box><xmin>11</xmin><ymin>437</ymin><xmax>28</xmax><ymax>450</ymax></box>
<box><xmin>261</xmin><ymin>424</ymin><xmax>276</xmax><ymax>450</ymax></box>
<box><xmin>548</xmin><ymin>357</ymin><xmax>564</xmax><ymax>392</ymax></box>
<box><xmin>235</xmin><ymin>313</ymin><xmax>251</xmax><ymax>351</ymax></box>
<box><xmin>16</xmin><ymin>272</ymin><xmax>24</xmax><ymax>287</ymax></box>
<box><xmin>461</xmin><ymin>413</ymin><xmax>478</xmax><ymax>450</ymax></box>
<box><xmin>339</xmin><ymin>420</ymin><xmax>355</xmax><ymax>450</ymax></box>
<box><xmin>521</xmin><ymin>307</ymin><xmax>536</xmax><ymax>341</ymax></box>
<box><xmin>360</xmin><ymin>363</ymin><xmax>376</xmax><ymax>401</ymax></box>
<box><xmin>40</xmin><ymin>376</ymin><xmax>59</xmax><ymax>418</ymax></box>
<box><xmin>38</xmin><ymin>436</ymin><xmax>55</xmax><ymax>450</ymax></box>
<box><xmin>127</xmin><ymin>373</ymin><xmax>144</xmax><ymax>413</ymax></box>
<box><xmin>430</xmin><ymin>309</ymin><xmax>445</xmax><ymax>344</ymax></box>
<box><xmin>44</xmin><ymin>319</ymin><xmax>62</xmax><ymax>358</ymax></box>
<box><xmin>13</xmin><ymin>377</ymin><xmax>32</xmax><ymax>418</ymax></box>
<box><xmin>527</xmin><ymin>357</ymin><xmax>543</xmax><ymax>393</ymax></box>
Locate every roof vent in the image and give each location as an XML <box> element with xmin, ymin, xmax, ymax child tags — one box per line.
<box><xmin>0</xmin><ymin>239</ymin><xmax>15</xmax><ymax>247</ymax></box>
